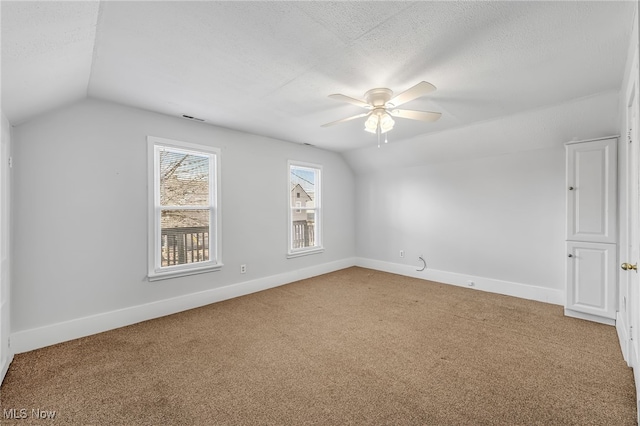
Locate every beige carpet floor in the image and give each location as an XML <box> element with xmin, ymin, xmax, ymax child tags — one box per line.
<box><xmin>0</xmin><ymin>267</ymin><xmax>636</xmax><ymax>425</ymax></box>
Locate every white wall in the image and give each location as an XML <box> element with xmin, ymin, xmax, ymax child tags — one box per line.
<box><xmin>344</xmin><ymin>91</ymin><xmax>621</xmax><ymax>175</ymax></box>
<box><xmin>352</xmin><ymin>91</ymin><xmax>620</xmax><ymax>303</ymax></box>
<box><xmin>10</xmin><ymin>99</ymin><xmax>355</xmax><ymax>351</ymax></box>
<box><xmin>1</xmin><ymin>111</ymin><xmax>13</xmax><ymax>382</ymax></box>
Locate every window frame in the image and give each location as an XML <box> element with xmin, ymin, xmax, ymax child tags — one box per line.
<box><xmin>147</xmin><ymin>136</ymin><xmax>222</xmax><ymax>281</ymax></box>
<box><xmin>287</xmin><ymin>160</ymin><xmax>323</xmax><ymax>258</ymax></box>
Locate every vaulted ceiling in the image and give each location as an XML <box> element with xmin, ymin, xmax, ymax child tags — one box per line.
<box><xmin>1</xmin><ymin>1</ymin><xmax>636</xmax><ymax>152</ymax></box>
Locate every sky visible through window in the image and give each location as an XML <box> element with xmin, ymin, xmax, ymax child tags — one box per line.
<box><xmin>291</xmin><ymin>167</ymin><xmax>315</xmax><ymax>196</ymax></box>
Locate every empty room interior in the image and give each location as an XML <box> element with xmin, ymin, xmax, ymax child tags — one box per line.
<box><xmin>2</xmin><ymin>1</ymin><xmax>640</xmax><ymax>424</ymax></box>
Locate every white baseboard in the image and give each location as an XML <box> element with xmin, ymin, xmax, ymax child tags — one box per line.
<box><xmin>563</xmin><ymin>308</ymin><xmax>615</xmax><ymax>326</ymax></box>
<box><xmin>355</xmin><ymin>257</ymin><xmax>564</xmax><ymax>306</ymax></box>
<box><xmin>9</xmin><ymin>257</ymin><xmax>568</xmax><ymax>354</ymax></box>
<box><xmin>0</xmin><ymin>351</ymin><xmax>13</xmax><ymax>385</ymax></box>
<box><xmin>632</xmin><ymin>343</ymin><xmax>640</xmax><ymax>425</ymax></box>
<box><xmin>601</xmin><ymin>314</ymin><xmax>638</xmax><ymax>422</ymax></box>
<box><xmin>10</xmin><ymin>257</ymin><xmax>357</xmax><ymax>354</ymax></box>
<box><xmin>617</xmin><ymin>311</ymin><xmax>630</xmax><ymax>365</ymax></box>
<box><xmin>623</xmin><ymin>315</ymin><xmax>640</xmax><ymax>422</ymax></box>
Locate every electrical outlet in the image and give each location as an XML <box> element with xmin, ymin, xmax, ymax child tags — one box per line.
<box><xmin>240</xmin><ymin>264</ymin><xmax>247</xmax><ymax>274</ymax></box>
<box><xmin>399</xmin><ymin>250</ymin><xmax>405</xmax><ymax>258</ymax></box>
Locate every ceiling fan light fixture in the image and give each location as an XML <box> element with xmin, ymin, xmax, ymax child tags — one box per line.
<box><xmin>379</xmin><ymin>113</ymin><xmax>395</xmax><ymax>133</ymax></box>
<box><xmin>364</xmin><ymin>114</ymin><xmax>379</xmax><ymax>133</ymax></box>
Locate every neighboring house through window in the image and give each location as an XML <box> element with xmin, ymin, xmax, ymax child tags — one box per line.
<box><xmin>288</xmin><ymin>161</ymin><xmax>323</xmax><ymax>257</ymax></box>
<box><xmin>147</xmin><ymin>136</ymin><xmax>222</xmax><ymax>280</ymax></box>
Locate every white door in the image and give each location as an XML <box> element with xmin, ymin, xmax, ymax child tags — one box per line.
<box><xmin>0</xmin><ymin>117</ymin><xmax>10</xmax><ymax>381</ymax></box>
<box><xmin>621</xmin><ymin>48</ymin><xmax>640</xmax><ymax>420</ymax></box>
<box><xmin>566</xmin><ymin>241</ymin><xmax>616</xmax><ymax>320</ymax></box>
<box><xmin>566</xmin><ymin>138</ymin><xmax>618</xmax><ymax>244</ymax></box>
<box><xmin>628</xmin><ymin>88</ymin><xmax>640</xmax><ymax>366</ymax></box>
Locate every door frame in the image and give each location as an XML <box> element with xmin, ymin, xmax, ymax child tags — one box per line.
<box><xmin>0</xmin><ymin>116</ymin><xmax>12</xmax><ymax>384</ymax></box>
<box><xmin>618</xmin><ymin>42</ymin><xmax>640</xmax><ymax>418</ymax></box>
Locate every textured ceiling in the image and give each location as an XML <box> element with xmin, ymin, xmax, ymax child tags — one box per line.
<box><xmin>1</xmin><ymin>1</ymin><xmax>636</xmax><ymax>152</ymax></box>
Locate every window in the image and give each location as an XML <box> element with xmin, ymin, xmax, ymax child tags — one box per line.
<box><xmin>288</xmin><ymin>161</ymin><xmax>322</xmax><ymax>257</ymax></box>
<box><xmin>148</xmin><ymin>136</ymin><xmax>222</xmax><ymax>281</ymax></box>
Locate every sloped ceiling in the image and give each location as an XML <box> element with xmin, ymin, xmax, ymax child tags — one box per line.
<box><xmin>1</xmin><ymin>1</ymin><xmax>636</xmax><ymax>152</ymax></box>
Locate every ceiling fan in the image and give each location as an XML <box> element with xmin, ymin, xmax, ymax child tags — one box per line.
<box><xmin>321</xmin><ymin>81</ymin><xmax>442</xmax><ymax>146</ymax></box>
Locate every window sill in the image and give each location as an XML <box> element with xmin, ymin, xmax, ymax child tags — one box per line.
<box><xmin>286</xmin><ymin>248</ymin><xmax>324</xmax><ymax>259</ymax></box>
<box><xmin>148</xmin><ymin>263</ymin><xmax>223</xmax><ymax>282</ymax></box>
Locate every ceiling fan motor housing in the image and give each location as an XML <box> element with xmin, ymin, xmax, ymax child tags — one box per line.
<box><xmin>364</xmin><ymin>88</ymin><xmax>394</xmax><ymax>108</ymax></box>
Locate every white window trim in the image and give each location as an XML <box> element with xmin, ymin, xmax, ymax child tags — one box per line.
<box><xmin>147</xmin><ymin>136</ymin><xmax>223</xmax><ymax>281</ymax></box>
<box><xmin>287</xmin><ymin>160</ymin><xmax>323</xmax><ymax>258</ymax></box>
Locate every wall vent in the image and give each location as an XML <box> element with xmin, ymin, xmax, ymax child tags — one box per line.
<box><xmin>182</xmin><ymin>114</ymin><xmax>205</xmax><ymax>122</ymax></box>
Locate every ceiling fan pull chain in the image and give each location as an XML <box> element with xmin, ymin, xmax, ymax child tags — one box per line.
<box><xmin>377</xmin><ymin>124</ymin><xmax>381</xmax><ymax>148</ymax></box>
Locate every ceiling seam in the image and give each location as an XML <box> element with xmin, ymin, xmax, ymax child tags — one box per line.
<box><xmin>264</xmin><ymin>2</ymin><xmax>421</xmax><ymax>99</ymax></box>
<box><xmin>86</xmin><ymin>0</ymin><xmax>105</xmax><ymax>101</ymax></box>
<box><xmin>348</xmin><ymin>1</ymin><xmax>419</xmax><ymax>44</ymax></box>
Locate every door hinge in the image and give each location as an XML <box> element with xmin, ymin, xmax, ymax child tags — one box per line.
<box><xmin>631</xmin><ymin>325</ymin><xmax>634</xmax><ymax>341</ymax></box>
<box><xmin>8</xmin><ymin>157</ymin><xmax>12</xmax><ymax>168</ymax></box>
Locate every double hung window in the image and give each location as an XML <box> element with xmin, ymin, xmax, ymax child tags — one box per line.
<box><xmin>288</xmin><ymin>161</ymin><xmax>322</xmax><ymax>257</ymax></box>
<box><xmin>148</xmin><ymin>136</ymin><xmax>221</xmax><ymax>280</ymax></box>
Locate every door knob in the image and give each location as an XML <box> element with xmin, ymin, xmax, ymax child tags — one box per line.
<box><xmin>621</xmin><ymin>263</ymin><xmax>638</xmax><ymax>271</ymax></box>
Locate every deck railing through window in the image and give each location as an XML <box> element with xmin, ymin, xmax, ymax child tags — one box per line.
<box><xmin>292</xmin><ymin>220</ymin><xmax>315</xmax><ymax>249</ymax></box>
<box><xmin>161</xmin><ymin>226</ymin><xmax>209</xmax><ymax>266</ymax></box>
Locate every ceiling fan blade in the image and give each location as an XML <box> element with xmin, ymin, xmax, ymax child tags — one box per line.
<box><xmin>321</xmin><ymin>112</ymin><xmax>371</xmax><ymax>127</ymax></box>
<box><xmin>389</xmin><ymin>109</ymin><xmax>442</xmax><ymax>122</ymax></box>
<box><xmin>388</xmin><ymin>81</ymin><xmax>436</xmax><ymax>107</ymax></box>
<box><xmin>328</xmin><ymin>94</ymin><xmax>371</xmax><ymax>109</ymax></box>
